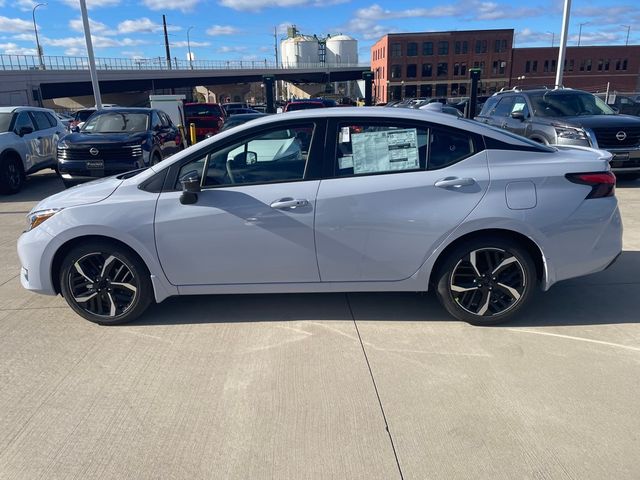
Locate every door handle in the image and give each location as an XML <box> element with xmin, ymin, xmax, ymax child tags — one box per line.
<box><xmin>270</xmin><ymin>198</ymin><xmax>309</xmax><ymax>209</ymax></box>
<box><xmin>434</xmin><ymin>177</ymin><xmax>476</xmax><ymax>188</ymax></box>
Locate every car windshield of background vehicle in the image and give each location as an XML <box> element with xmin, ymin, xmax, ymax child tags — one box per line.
<box><xmin>0</xmin><ymin>113</ymin><xmax>12</xmax><ymax>132</ymax></box>
<box><xmin>185</xmin><ymin>105</ymin><xmax>223</xmax><ymax>117</ymax></box>
<box><xmin>529</xmin><ymin>92</ymin><xmax>615</xmax><ymax>117</ymax></box>
<box><xmin>287</xmin><ymin>103</ymin><xmax>324</xmax><ymax>111</ymax></box>
<box><xmin>82</xmin><ymin>112</ymin><xmax>150</xmax><ymax>133</ymax></box>
<box><xmin>77</xmin><ymin>110</ymin><xmax>95</xmax><ymax>122</ymax></box>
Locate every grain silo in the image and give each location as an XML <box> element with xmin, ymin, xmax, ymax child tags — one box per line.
<box><xmin>325</xmin><ymin>34</ymin><xmax>358</xmax><ymax>65</ymax></box>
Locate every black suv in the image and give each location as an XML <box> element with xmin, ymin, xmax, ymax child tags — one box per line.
<box><xmin>57</xmin><ymin>108</ymin><xmax>182</xmax><ymax>187</ymax></box>
<box><xmin>476</xmin><ymin>87</ymin><xmax>640</xmax><ymax>179</ymax></box>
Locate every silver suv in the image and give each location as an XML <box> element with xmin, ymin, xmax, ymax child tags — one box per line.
<box><xmin>0</xmin><ymin>106</ymin><xmax>65</xmax><ymax>194</ymax></box>
<box><xmin>476</xmin><ymin>87</ymin><xmax>640</xmax><ymax>180</ymax></box>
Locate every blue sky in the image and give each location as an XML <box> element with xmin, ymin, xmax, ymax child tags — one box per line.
<box><xmin>0</xmin><ymin>0</ymin><xmax>638</xmax><ymax>62</ymax></box>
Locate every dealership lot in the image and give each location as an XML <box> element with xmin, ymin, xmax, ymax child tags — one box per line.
<box><xmin>1</xmin><ymin>172</ymin><xmax>639</xmax><ymax>479</ymax></box>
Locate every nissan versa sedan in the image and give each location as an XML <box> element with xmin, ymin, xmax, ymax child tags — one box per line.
<box><xmin>18</xmin><ymin>108</ymin><xmax>622</xmax><ymax>326</ymax></box>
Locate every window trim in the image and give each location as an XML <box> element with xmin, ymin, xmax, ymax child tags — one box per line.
<box><xmin>161</xmin><ymin>118</ymin><xmax>327</xmax><ymax>192</ymax></box>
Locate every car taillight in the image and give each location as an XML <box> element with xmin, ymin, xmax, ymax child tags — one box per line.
<box><xmin>565</xmin><ymin>172</ymin><xmax>616</xmax><ymax>199</ymax></box>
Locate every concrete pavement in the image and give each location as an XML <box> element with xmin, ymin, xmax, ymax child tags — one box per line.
<box><xmin>0</xmin><ymin>172</ymin><xmax>639</xmax><ymax>479</ymax></box>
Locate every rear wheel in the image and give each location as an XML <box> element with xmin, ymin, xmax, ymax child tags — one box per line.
<box><xmin>59</xmin><ymin>241</ymin><xmax>153</xmax><ymax>325</ymax></box>
<box><xmin>0</xmin><ymin>154</ymin><xmax>25</xmax><ymax>194</ymax></box>
<box><xmin>435</xmin><ymin>237</ymin><xmax>537</xmax><ymax>325</ymax></box>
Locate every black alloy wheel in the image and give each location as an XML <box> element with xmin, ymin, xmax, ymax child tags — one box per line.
<box><xmin>60</xmin><ymin>242</ymin><xmax>153</xmax><ymax>324</ymax></box>
<box><xmin>0</xmin><ymin>155</ymin><xmax>24</xmax><ymax>194</ymax></box>
<box><xmin>435</xmin><ymin>238</ymin><xmax>536</xmax><ymax>325</ymax></box>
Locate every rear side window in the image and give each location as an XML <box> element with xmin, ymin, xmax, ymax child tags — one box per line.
<box><xmin>335</xmin><ymin>123</ymin><xmax>428</xmax><ymax>176</ymax></box>
<box><xmin>429</xmin><ymin>128</ymin><xmax>475</xmax><ymax>169</ymax></box>
<box><xmin>45</xmin><ymin>112</ymin><xmax>59</xmax><ymax>127</ymax></box>
<box><xmin>30</xmin><ymin>111</ymin><xmax>53</xmax><ymax>131</ymax></box>
<box><xmin>479</xmin><ymin>96</ymin><xmax>499</xmax><ymax>116</ymax></box>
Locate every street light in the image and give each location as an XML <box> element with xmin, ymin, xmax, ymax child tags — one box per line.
<box><xmin>621</xmin><ymin>25</ymin><xmax>631</xmax><ymax>46</ymax></box>
<box><xmin>546</xmin><ymin>31</ymin><xmax>555</xmax><ymax>47</ymax></box>
<box><xmin>32</xmin><ymin>3</ymin><xmax>46</xmax><ymax>70</ymax></box>
<box><xmin>578</xmin><ymin>22</ymin><xmax>589</xmax><ymax>46</ymax></box>
<box><xmin>187</xmin><ymin>26</ymin><xmax>194</xmax><ymax>70</ymax></box>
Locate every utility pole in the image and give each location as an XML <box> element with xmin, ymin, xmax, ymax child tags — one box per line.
<box><xmin>187</xmin><ymin>26</ymin><xmax>194</xmax><ymax>70</ymax></box>
<box><xmin>578</xmin><ymin>21</ymin><xmax>588</xmax><ymax>46</ymax></box>
<box><xmin>79</xmin><ymin>0</ymin><xmax>102</xmax><ymax>108</ymax></box>
<box><xmin>163</xmin><ymin>14</ymin><xmax>172</xmax><ymax>70</ymax></box>
<box><xmin>622</xmin><ymin>25</ymin><xmax>631</xmax><ymax>46</ymax></box>
<box><xmin>274</xmin><ymin>26</ymin><xmax>279</xmax><ymax>100</ymax></box>
<box><xmin>32</xmin><ymin>3</ymin><xmax>46</xmax><ymax>70</ymax></box>
<box><xmin>555</xmin><ymin>0</ymin><xmax>571</xmax><ymax>88</ymax></box>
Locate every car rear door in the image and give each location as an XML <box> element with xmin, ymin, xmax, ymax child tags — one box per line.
<box><xmin>314</xmin><ymin>118</ymin><xmax>490</xmax><ymax>282</ymax></box>
<box><xmin>30</xmin><ymin>110</ymin><xmax>60</xmax><ymax>165</ymax></box>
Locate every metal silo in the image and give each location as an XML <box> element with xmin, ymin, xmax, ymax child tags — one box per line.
<box><xmin>280</xmin><ymin>35</ymin><xmax>319</xmax><ymax>67</ymax></box>
<box><xmin>325</xmin><ymin>34</ymin><xmax>358</xmax><ymax>66</ymax></box>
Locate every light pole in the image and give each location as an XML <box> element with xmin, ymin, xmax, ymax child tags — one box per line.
<box><xmin>578</xmin><ymin>22</ymin><xmax>589</xmax><ymax>46</ymax></box>
<box><xmin>79</xmin><ymin>0</ymin><xmax>102</xmax><ymax>108</ymax></box>
<box><xmin>555</xmin><ymin>0</ymin><xmax>571</xmax><ymax>88</ymax></box>
<box><xmin>187</xmin><ymin>26</ymin><xmax>194</xmax><ymax>70</ymax></box>
<box><xmin>621</xmin><ymin>25</ymin><xmax>631</xmax><ymax>46</ymax></box>
<box><xmin>32</xmin><ymin>3</ymin><xmax>46</xmax><ymax>70</ymax></box>
<box><xmin>546</xmin><ymin>31</ymin><xmax>555</xmax><ymax>47</ymax></box>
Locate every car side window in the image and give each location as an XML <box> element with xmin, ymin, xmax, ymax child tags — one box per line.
<box><xmin>428</xmin><ymin>128</ymin><xmax>475</xmax><ymax>170</ymax></box>
<box><xmin>160</xmin><ymin>112</ymin><xmax>171</xmax><ymax>127</ymax></box>
<box><xmin>177</xmin><ymin>123</ymin><xmax>314</xmax><ymax>188</ymax></box>
<box><xmin>480</xmin><ymin>96</ymin><xmax>499</xmax><ymax>115</ymax></box>
<box><xmin>151</xmin><ymin>111</ymin><xmax>162</xmax><ymax>131</ymax></box>
<box><xmin>44</xmin><ymin>112</ymin><xmax>59</xmax><ymax>128</ymax></box>
<box><xmin>493</xmin><ymin>97</ymin><xmax>515</xmax><ymax>117</ymax></box>
<box><xmin>14</xmin><ymin>112</ymin><xmax>35</xmax><ymax>134</ymax></box>
<box><xmin>510</xmin><ymin>96</ymin><xmax>529</xmax><ymax>117</ymax></box>
<box><xmin>335</xmin><ymin>123</ymin><xmax>428</xmax><ymax>177</ymax></box>
<box><xmin>30</xmin><ymin>111</ymin><xmax>52</xmax><ymax>131</ymax></box>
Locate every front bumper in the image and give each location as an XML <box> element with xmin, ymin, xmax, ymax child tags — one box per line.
<box><xmin>58</xmin><ymin>156</ymin><xmax>146</xmax><ymax>184</ymax></box>
<box><xmin>607</xmin><ymin>147</ymin><xmax>640</xmax><ymax>173</ymax></box>
<box><xmin>17</xmin><ymin>226</ymin><xmax>57</xmax><ymax>296</ymax></box>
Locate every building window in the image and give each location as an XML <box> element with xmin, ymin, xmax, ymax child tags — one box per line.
<box><xmin>586</xmin><ymin>59</ymin><xmax>592</xmax><ymax>71</ymax></box>
<box><xmin>405</xmin><ymin>85</ymin><xmax>417</xmax><ymax>97</ymax></box>
<box><xmin>598</xmin><ymin>59</ymin><xmax>603</xmax><ymax>71</ymax></box>
<box><xmin>454</xmin><ymin>63</ymin><xmax>460</xmax><ymax>76</ymax></box>
<box><xmin>532</xmin><ymin>60</ymin><xmax>537</xmax><ymax>73</ymax></box>
<box><xmin>622</xmin><ymin>59</ymin><xmax>628</xmax><ymax>70</ymax></box>
<box><xmin>454</xmin><ymin>41</ymin><xmax>468</xmax><ymax>54</ymax></box>
<box><xmin>460</xmin><ymin>62</ymin><xmax>466</xmax><ymax>75</ymax></box>
<box><xmin>551</xmin><ymin>60</ymin><xmax>556</xmax><ymax>72</ymax></box>
<box><xmin>407</xmin><ymin>42</ymin><xmax>418</xmax><ymax>56</ymax></box>
<box><xmin>462</xmin><ymin>41</ymin><xmax>468</xmax><ymax>54</ymax></box>
<box><xmin>580</xmin><ymin>60</ymin><xmax>586</xmax><ymax>71</ymax></box>
<box><xmin>604</xmin><ymin>59</ymin><xmax>610</xmax><ymax>71</ymax></box>
<box><xmin>568</xmin><ymin>59</ymin><xmax>574</xmax><ymax>71</ymax></box>
<box><xmin>391</xmin><ymin>64</ymin><xmax>401</xmax><ymax>78</ymax></box>
<box><xmin>389</xmin><ymin>85</ymin><xmax>402</xmax><ymax>100</ymax></box>
<box><xmin>473</xmin><ymin>61</ymin><xmax>485</xmax><ymax>72</ymax></box>
<box><xmin>435</xmin><ymin>84</ymin><xmax>448</xmax><ymax>97</ymax></box>
<box><xmin>420</xmin><ymin>84</ymin><xmax>432</xmax><ymax>97</ymax></box>
<box><xmin>422</xmin><ymin>42</ymin><xmax>433</xmax><ymax>55</ymax></box>
<box><xmin>451</xmin><ymin>83</ymin><xmax>459</xmax><ymax>95</ymax></box>
<box><xmin>437</xmin><ymin>62</ymin><xmax>448</xmax><ymax>76</ymax></box>
<box><xmin>438</xmin><ymin>41</ymin><xmax>449</xmax><ymax>55</ymax></box>
<box><xmin>494</xmin><ymin>39</ymin><xmax>508</xmax><ymax>52</ymax></box>
<box><xmin>525</xmin><ymin>60</ymin><xmax>531</xmax><ymax>73</ymax></box>
<box><xmin>543</xmin><ymin>60</ymin><xmax>549</xmax><ymax>73</ymax></box>
<box><xmin>391</xmin><ymin>43</ymin><xmax>402</xmax><ymax>57</ymax></box>
<box><xmin>422</xmin><ymin>63</ymin><xmax>432</xmax><ymax>77</ymax></box>
<box><xmin>459</xmin><ymin>84</ymin><xmax>467</xmax><ymax>95</ymax></box>
<box><xmin>455</xmin><ymin>41</ymin><xmax>461</xmax><ymax>54</ymax></box>
<box><xmin>493</xmin><ymin>61</ymin><xmax>499</xmax><ymax>75</ymax></box>
<box><xmin>475</xmin><ymin>40</ymin><xmax>488</xmax><ymax>54</ymax></box>
<box><xmin>406</xmin><ymin>64</ymin><xmax>417</xmax><ymax>78</ymax></box>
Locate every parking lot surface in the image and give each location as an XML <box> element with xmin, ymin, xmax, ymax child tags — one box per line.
<box><xmin>1</xmin><ymin>172</ymin><xmax>639</xmax><ymax>479</ymax></box>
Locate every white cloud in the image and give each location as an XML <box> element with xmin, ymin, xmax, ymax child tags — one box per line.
<box><xmin>43</xmin><ymin>35</ymin><xmax>147</xmax><ymax>49</ymax></box>
<box><xmin>121</xmin><ymin>50</ymin><xmax>145</xmax><ymax>59</ymax></box>
<box><xmin>13</xmin><ymin>33</ymin><xmax>36</xmax><ymax>42</ymax></box>
<box><xmin>142</xmin><ymin>0</ymin><xmax>199</xmax><ymax>12</ymax></box>
<box><xmin>16</xmin><ymin>0</ymin><xmax>37</xmax><ymax>11</ymax></box>
<box><xmin>219</xmin><ymin>0</ymin><xmax>315</xmax><ymax>12</ymax></box>
<box><xmin>0</xmin><ymin>42</ymin><xmax>37</xmax><ymax>55</ymax></box>
<box><xmin>61</xmin><ymin>0</ymin><xmax>120</xmax><ymax>8</ymax></box>
<box><xmin>172</xmin><ymin>40</ymin><xmax>210</xmax><ymax>47</ymax></box>
<box><xmin>206</xmin><ymin>25</ymin><xmax>239</xmax><ymax>36</ymax></box>
<box><xmin>217</xmin><ymin>45</ymin><xmax>247</xmax><ymax>53</ymax></box>
<box><xmin>117</xmin><ymin>17</ymin><xmax>180</xmax><ymax>34</ymax></box>
<box><xmin>65</xmin><ymin>47</ymin><xmax>86</xmax><ymax>56</ymax></box>
<box><xmin>0</xmin><ymin>16</ymin><xmax>35</xmax><ymax>33</ymax></box>
<box><xmin>69</xmin><ymin>18</ymin><xmax>113</xmax><ymax>36</ymax></box>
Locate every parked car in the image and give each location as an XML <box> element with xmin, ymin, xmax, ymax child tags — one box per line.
<box><xmin>57</xmin><ymin>108</ymin><xmax>182</xmax><ymax>188</ymax></box>
<box><xmin>56</xmin><ymin>112</ymin><xmax>73</xmax><ymax>129</ymax></box>
<box><xmin>19</xmin><ymin>107</ymin><xmax>621</xmax><ymax>326</ymax></box>
<box><xmin>0</xmin><ymin>106</ymin><xmax>66</xmax><ymax>194</ymax></box>
<box><xmin>284</xmin><ymin>101</ymin><xmax>325</xmax><ymax>112</ymax></box>
<box><xmin>476</xmin><ymin>87</ymin><xmax>640</xmax><ymax>179</ymax></box>
<box><xmin>607</xmin><ymin>95</ymin><xmax>640</xmax><ymax>116</ymax></box>
<box><xmin>418</xmin><ymin>102</ymin><xmax>464</xmax><ymax>117</ymax></box>
<box><xmin>224</xmin><ymin>107</ymin><xmax>260</xmax><ymax>116</ymax></box>
<box><xmin>184</xmin><ymin>103</ymin><xmax>226</xmax><ymax>141</ymax></box>
<box><xmin>220</xmin><ymin>113</ymin><xmax>268</xmax><ymax>131</ymax></box>
<box><xmin>68</xmin><ymin>108</ymin><xmax>96</xmax><ymax>132</ymax></box>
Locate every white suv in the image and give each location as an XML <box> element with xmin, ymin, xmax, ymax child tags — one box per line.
<box><xmin>0</xmin><ymin>106</ymin><xmax>66</xmax><ymax>194</ymax></box>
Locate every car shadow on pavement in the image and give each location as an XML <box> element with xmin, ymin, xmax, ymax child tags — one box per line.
<box><xmin>1</xmin><ymin>171</ymin><xmax>64</xmax><ymax>203</ymax></box>
<box><xmin>132</xmin><ymin>251</ymin><xmax>640</xmax><ymax>328</ymax></box>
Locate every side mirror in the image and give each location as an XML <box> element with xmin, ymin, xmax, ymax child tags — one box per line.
<box><xmin>233</xmin><ymin>151</ymin><xmax>257</xmax><ymax>165</ymax></box>
<box><xmin>511</xmin><ymin>111</ymin><xmax>525</xmax><ymax>121</ymax></box>
<box><xmin>18</xmin><ymin>125</ymin><xmax>33</xmax><ymax>136</ymax></box>
<box><xmin>71</xmin><ymin>125</ymin><xmax>80</xmax><ymax>133</ymax></box>
<box><xmin>179</xmin><ymin>170</ymin><xmax>201</xmax><ymax>205</ymax></box>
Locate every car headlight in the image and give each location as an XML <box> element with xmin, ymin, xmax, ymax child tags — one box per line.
<box><xmin>26</xmin><ymin>208</ymin><xmax>63</xmax><ymax>232</ymax></box>
<box><xmin>555</xmin><ymin>127</ymin><xmax>588</xmax><ymax>140</ymax></box>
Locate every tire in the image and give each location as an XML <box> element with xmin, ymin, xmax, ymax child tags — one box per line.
<box><xmin>0</xmin><ymin>154</ymin><xmax>25</xmax><ymax>195</ymax></box>
<box><xmin>616</xmin><ymin>173</ymin><xmax>640</xmax><ymax>181</ymax></box>
<box><xmin>434</xmin><ymin>236</ymin><xmax>537</xmax><ymax>326</ymax></box>
<box><xmin>151</xmin><ymin>152</ymin><xmax>162</xmax><ymax>165</ymax></box>
<box><xmin>59</xmin><ymin>241</ymin><xmax>153</xmax><ymax>325</ymax></box>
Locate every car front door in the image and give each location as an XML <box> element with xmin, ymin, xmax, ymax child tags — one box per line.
<box><xmin>503</xmin><ymin>95</ymin><xmax>530</xmax><ymax>137</ymax></box>
<box><xmin>154</xmin><ymin>120</ymin><xmax>324</xmax><ymax>286</ymax></box>
<box><xmin>159</xmin><ymin>111</ymin><xmax>179</xmax><ymax>155</ymax></box>
<box><xmin>314</xmin><ymin>119</ymin><xmax>490</xmax><ymax>282</ymax></box>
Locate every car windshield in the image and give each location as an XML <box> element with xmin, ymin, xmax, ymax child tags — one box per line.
<box><xmin>82</xmin><ymin>112</ymin><xmax>149</xmax><ymax>133</ymax></box>
<box><xmin>185</xmin><ymin>105</ymin><xmax>223</xmax><ymax>117</ymax></box>
<box><xmin>0</xmin><ymin>113</ymin><xmax>12</xmax><ymax>132</ymax></box>
<box><xmin>76</xmin><ymin>110</ymin><xmax>95</xmax><ymax>122</ymax></box>
<box><xmin>529</xmin><ymin>92</ymin><xmax>615</xmax><ymax>117</ymax></box>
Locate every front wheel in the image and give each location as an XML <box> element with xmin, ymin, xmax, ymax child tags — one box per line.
<box><xmin>59</xmin><ymin>242</ymin><xmax>153</xmax><ymax>325</ymax></box>
<box><xmin>435</xmin><ymin>237</ymin><xmax>537</xmax><ymax>325</ymax></box>
<box><xmin>0</xmin><ymin>155</ymin><xmax>25</xmax><ymax>194</ymax></box>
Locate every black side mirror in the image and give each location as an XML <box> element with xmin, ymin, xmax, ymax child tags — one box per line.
<box><xmin>511</xmin><ymin>111</ymin><xmax>525</xmax><ymax>121</ymax></box>
<box><xmin>179</xmin><ymin>170</ymin><xmax>201</xmax><ymax>205</ymax></box>
<box><xmin>18</xmin><ymin>125</ymin><xmax>33</xmax><ymax>136</ymax></box>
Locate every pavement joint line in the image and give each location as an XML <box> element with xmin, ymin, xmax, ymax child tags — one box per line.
<box><xmin>345</xmin><ymin>293</ymin><xmax>405</xmax><ymax>480</ymax></box>
<box><xmin>506</xmin><ymin>328</ymin><xmax>640</xmax><ymax>353</ymax></box>
<box><xmin>0</xmin><ymin>211</ymin><xmax>30</xmax><ymax>215</ymax></box>
<box><xmin>0</xmin><ymin>274</ymin><xmax>19</xmax><ymax>288</ymax></box>
<box><xmin>0</xmin><ymin>306</ymin><xmax>68</xmax><ymax>311</ymax></box>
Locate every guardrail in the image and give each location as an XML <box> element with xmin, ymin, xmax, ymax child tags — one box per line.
<box><xmin>0</xmin><ymin>54</ymin><xmax>370</xmax><ymax>72</ymax></box>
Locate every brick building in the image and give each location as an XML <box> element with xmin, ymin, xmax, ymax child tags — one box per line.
<box><xmin>371</xmin><ymin>29</ymin><xmax>640</xmax><ymax>102</ymax></box>
<box><xmin>511</xmin><ymin>46</ymin><xmax>640</xmax><ymax>92</ymax></box>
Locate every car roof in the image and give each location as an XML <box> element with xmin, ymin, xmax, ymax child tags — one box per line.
<box><xmin>185</xmin><ymin>102</ymin><xmax>221</xmax><ymax>106</ymax></box>
<box><xmin>92</xmin><ymin>107</ymin><xmax>152</xmax><ymax>114</ymax></box>
<box><xmin>0</xmin><ymin>106</ymin><xmax>55</xmax><ymax>114</ymax></box>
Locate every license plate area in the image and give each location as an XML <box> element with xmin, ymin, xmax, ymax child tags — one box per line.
<box><xmin>86</xmin><ymin>160</ymin><xmax>104</xmax><ymax>169</ymax></box>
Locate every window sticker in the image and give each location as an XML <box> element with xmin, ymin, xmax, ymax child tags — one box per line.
<box><xmin>339</xmin><ymin>155</ymin><xmax>354</xmax><ymax>169</ymax></box>
<box><xmin>340</xmin><ymin>126</ymin><xmax>351</xmax><ymax>143</ymax></box>
<box><xmin>350</xmin><ymin>128</ymin><xmax>419</xmax><ymax>174</ymax></box>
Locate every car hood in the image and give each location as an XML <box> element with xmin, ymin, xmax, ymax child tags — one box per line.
<box><xmin>539</xmin><ymin>114</ymin><xmax>640</xmax><ymax>129</ymax></box>
<box><xmin>64</xmin><ymin>131</ymin><xmax>147</xmax><ymax>145</ymax></box>
<box><xmin>31</xmin><ymin>175</ymin><xmax>123</xmax><ymax>212</ymax></box>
